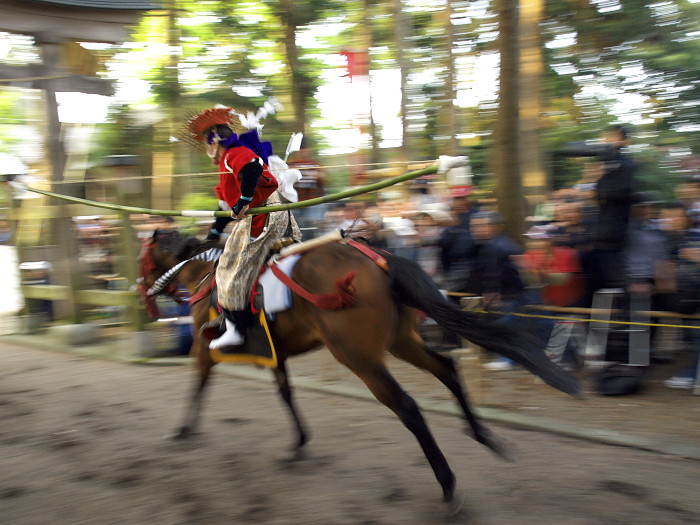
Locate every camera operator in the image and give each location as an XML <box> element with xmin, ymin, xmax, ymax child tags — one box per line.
<box><xmin>561</xmin><ymin>125</ymin><xmax>637</xmax><ymax>291</ymax></box>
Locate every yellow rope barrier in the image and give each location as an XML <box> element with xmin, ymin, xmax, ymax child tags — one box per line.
<box><xmin>449</xmin><ymin>291</ymin><xmax>700</xmax><ymax>329</ymax></box>
<box><xmin>494</xmin><ymin>310</ymin><xmax>700</xmax><ymax>331</ymax></box>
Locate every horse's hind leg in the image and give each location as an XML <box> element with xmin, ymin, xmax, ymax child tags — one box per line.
<box><xmin>272</xmin><ymin>359</ymin><xmax>309</xmax><ymax>456</ymax></box>
<box><xmin>390</xmin><ymin>320</ymin><xmax>516</xmax><ymax>462</ymax></box>
<box><xmin>346</xmin><ymin>359</ymin><xmax>457</xmax><ymax>504</ymax></box>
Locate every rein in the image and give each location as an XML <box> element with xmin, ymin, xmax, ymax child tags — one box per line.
<box><xmin>190</xmin><ymin>272</ymin><xmax>216</xmax><ymax>306</ymax></box>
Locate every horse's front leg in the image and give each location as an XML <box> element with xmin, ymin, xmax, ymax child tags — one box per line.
<box><xmin>172</xmin><ymin>340</ymin><xmax>215</xmax><ymax>439</ymax></box>
<box><xmin>273</xmin><ymin>359</ymin><xmax>309</xmax><ymax>457</ymax></box>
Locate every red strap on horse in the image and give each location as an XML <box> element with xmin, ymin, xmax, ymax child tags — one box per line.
<box><xmin>190</xmin><ymin>276</ymin><xmax>216</xmax><ymax>306</ymax></box>
<box><xmin>270</xmin><ymin>264</ymin><xmax>356</xmax><ymax>310</ymax></box>
<box><xmin>345</xmin><ymin>238</ymin><xmax>390</xmax><ymax>272</ymax></box>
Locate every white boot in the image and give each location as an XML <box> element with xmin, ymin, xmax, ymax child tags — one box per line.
<box><xmin>209</xmin><ymin>319</ymin><xmax>244</xmax><ymax>349</ymax></box>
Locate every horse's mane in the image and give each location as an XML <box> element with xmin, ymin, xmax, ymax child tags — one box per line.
<box><xmin>176</xmin><ymin>237</ymin><xmax>220</xmax><ymax>262</ymax></box>
<box><xmin>146</xmin><ymin>233</ymin><xmax>223</xmax><ymax>297</ymax></box>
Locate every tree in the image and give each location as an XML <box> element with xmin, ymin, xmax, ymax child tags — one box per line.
<box><xmin>494</xmin><ymin>0</ymin><xmax>525</xmax><ymax>240</ymax></box>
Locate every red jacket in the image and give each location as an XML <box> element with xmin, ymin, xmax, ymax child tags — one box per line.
<box><xmin>523</xmin><ymin>246</ymin><xmax>585</xmax><ymax>307</ymax></box>
<box><xmin>215</xmin><ymin>146</ymin><xmax>278</xmax><ymax>236</ymax></box>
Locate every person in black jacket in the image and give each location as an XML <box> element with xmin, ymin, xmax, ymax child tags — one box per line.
<box><xmin>562</xmin><ymin>125</ymin><xmax>637</xmax><ymax>290</ymax></box>
<box><xmin>437</xmin><ymin>193</ymin><xmax>478</xmax><ymax>290</ymax></box>
<box><xmin>460</xmin><ymin>211</ymin><xmax>524</xmax><ymax>306</ymax></box>
<box><xmin>458</xmin><ymin>211</ymin><xmax>527</xmax><ymax>370</ymax></box>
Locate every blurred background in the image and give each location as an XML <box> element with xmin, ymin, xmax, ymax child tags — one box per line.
<box><xmin>1</xmin><ymin>0</ymin><xmax>699</xmax><ymax>348</ymax></box>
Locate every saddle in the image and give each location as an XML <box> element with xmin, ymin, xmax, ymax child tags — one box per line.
<box><xmin>196</xmin><ymin>234</ymin><xmax>386</xmax><ymax>367</ymax></box>
<box><xmin>198</xmin><ymin>242</ymin><xmax>296</xmax><ymax>368</ymax></box>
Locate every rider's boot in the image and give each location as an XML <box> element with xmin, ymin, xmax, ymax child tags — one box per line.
<box><xmin>209</xmin><ymin>308</ymin><xmax>247</xmax><ymax>349</ymax></box>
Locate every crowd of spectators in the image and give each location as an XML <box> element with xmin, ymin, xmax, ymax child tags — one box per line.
<box><xmin>286</xmin><ymin>131</ymin><xmax>699</xmax><ymax>391</ymax></box>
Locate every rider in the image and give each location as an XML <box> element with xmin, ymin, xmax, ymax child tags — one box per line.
<box><xmin>187</xmin><ymin>105</ymin><xmax>301</xmax><ymax>349</ymax></box>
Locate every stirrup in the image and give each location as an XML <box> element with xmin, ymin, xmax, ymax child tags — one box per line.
<box><xmin>200</xmin><ymin>314</ymin><xmax>224</xmax><ymax>343</ymax></box>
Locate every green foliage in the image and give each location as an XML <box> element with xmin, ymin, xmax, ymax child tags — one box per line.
<box><xmin>0</xmin><ymin>89</ymin><xmax>28</xmax><ymax>156</ymax></box>
<box><xmin>75</xmin><ymin>0</ymin><xmax>700</xmax><ymax>204</ymax></box>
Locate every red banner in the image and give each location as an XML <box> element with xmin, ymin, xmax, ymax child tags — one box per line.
<box><xmin>340</xmin><ymin>50</ymin><xmax>369</xmax><ymax>79</ymax></box>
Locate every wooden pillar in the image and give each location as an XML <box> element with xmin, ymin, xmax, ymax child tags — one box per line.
<box><xmin>36</xmin><ymin>33</ymin><xmax>80</xmax><ymax>323</ymax></box>
<box><xmin>118</xmin><ymin>211</ymin><xmax>145</xmax><ymax>331</ymax></box>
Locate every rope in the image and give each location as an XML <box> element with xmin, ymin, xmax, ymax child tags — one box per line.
<box><xmin>449</xmin><ymin>292</ymin><xmax>700</xmax><ymax>329</ymax></box>
<box><xmin>16</xmin><ymin>163</ymin><xmax>441</xmax><ymax>217</ymax></box>
<box><xmin>467</xmin><ymin>308</ymin><xmax>700</xmax><ymax>330</ymax></box>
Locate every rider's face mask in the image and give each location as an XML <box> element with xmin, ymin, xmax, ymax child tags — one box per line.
<box><xmin>205</xmin><ymin>130</ymin><xmax>219</xmax><ymax>159</ymax></box>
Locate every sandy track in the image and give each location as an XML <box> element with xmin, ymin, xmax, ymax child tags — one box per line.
<box><xmin>1</xmin><ymin>342</ymin><xmax>699</xmax><ymax>525</ymax></box>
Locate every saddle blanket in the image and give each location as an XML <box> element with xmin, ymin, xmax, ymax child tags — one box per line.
<box><xmin>258</xmin><ymin>254</ymin><xmax>302</xmax><ymax>316</ymax></box>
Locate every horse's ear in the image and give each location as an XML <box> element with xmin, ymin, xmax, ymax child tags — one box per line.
<box><xmin>151</xmin><ymin>229</ymin><xmax>159</xmax><ymax>242</ymax></box>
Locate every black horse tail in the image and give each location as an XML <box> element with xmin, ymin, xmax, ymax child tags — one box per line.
<box><xmin>384</xmin><ymin>252</ymin><xmax>581</xmax><ymax>398</ymax></box>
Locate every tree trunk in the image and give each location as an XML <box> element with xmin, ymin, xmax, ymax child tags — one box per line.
<box><xmin>442</xmin><ymin>0</ymin><xmax>458</xmax><ymax>156</ymax></box>
<box><xmin>279</xmin><ymin>0</ymin><xmax>307</xmax><ymax>136</ymax></box>
<box><xmin>362</xmin><ymin>0</ymin><xmax>380</xmax><ymax>164</ymax></box>
<box><xmin>494</xmin><ymin>0</ymin><xmax>524</xmax><ymax>243</ymax></box>
<box><xmin>519</xmin><ymin>0</ymin><xmax>547</xmax><ymax>206</ymax></box>
<box><xmin>393</xmin><ymin>0</ymin><xmax>410</xmax><ymax>162</ymax></box>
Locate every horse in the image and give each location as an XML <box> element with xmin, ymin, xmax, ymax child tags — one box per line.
<box><xmin>142</xmin><ymin>228</ymin><xmax>580</xmax><ymax>510</ymax></box>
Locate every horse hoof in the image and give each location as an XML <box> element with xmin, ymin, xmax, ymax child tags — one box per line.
<box><xmin>478</xmin><ymin>428</ymin><xmax>518</xmax><ymax>463</ymax></box>
<box><xmin>445</xmin><ymin>490</ymin><xmax>466</xmax><ymax>516</ymax></box>
<box><xmin>289</xmin><ymin>447</ymin><xmax>307</xmax><ymax>461</ymax></box>
<box><xmin>171</xmin><ymin>426</ymin><xmax>192</xmax><ymax>440</ymax></box>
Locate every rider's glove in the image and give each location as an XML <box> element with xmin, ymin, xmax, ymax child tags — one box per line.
<box><xmin>232</xmin><ymin>196</ymin><xmax>252</xmax><ymax>216</ymax></box>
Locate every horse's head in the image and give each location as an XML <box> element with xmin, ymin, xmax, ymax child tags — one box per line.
<box><xmin>139</xmin><ymin>228</ymin><xmax>188</xmax><ymax>320</ymax></box>
<box><xmin>138</xmin><ymin>228</ymin><xmax>217</xmax><ymax>320</ymax></box>
<box><xmin>147</xmin><ymin>229</ymin><xmax>186</xmax><ymax>274</ymax></box>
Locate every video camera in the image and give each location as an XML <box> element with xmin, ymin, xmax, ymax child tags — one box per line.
<box><xmin>558</xmin><ymin>142</ymin><xmax>621</xmax><ymax>162</ymax></box>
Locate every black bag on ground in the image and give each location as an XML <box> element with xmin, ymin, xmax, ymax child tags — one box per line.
<box><xmin>595</xmin><ymin>363</ymin><xmax>646</xmax><ymax>396</ymax></box>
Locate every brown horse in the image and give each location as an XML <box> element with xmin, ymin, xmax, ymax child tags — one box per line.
<box><xmin>142</xmin><ymin>229</ymin><xmax>580</xmax><ymax>510</ymax></box>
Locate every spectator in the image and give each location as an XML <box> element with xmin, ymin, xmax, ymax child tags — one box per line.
<box><xmin>410</xmin><ymin>209</ymin><xmax>451</xmax><ymax>279</ymax></box>
<box><xmin>625</xmin><ymin>193</ymin><xmax>668</xmax><ymax>296</ymax></box>
<box><xmin>0</xmin><ymin>219</ymin><xmax>12</xmax><ymax>245</ymax></box>
<box><xmin>376</xmin><ymin>200</ymin><xmax>418</xmax><ymax>260</ymax></box>
<box><xmin>620</xmin><ymin>193</ymin><xmax>669</xmax><ymax>362</ymax></box>
<box><xmin>592</xmin><ymin>126</ymin><xmax>638</xmax><ymax>290</ymax></box>
<box><xmin>664</xmin><ymin>222</ymin><xmax>700</xmax><ymax>389</ymax></box>
<box><xmin>457</xmin><ymin>211</ymin><xmax>526</xmax><ymax>370</ymax></box>
<box><xmin>437</xmin><ymin>192</ymin><xmax>478</xmax><ymax>291</ymax></box>
<box><xmin>561</xmin><ymin>125</ymin><xmax>638</xmax><ymax>291</ymax></box>
<box><xmin>674</xmin><ymin>175</ymin><xmax>700</xmax><ymax>229</ymax></box>
<box><xmin>550</xmin><ymin>198</ymin><xmax>597</xmax><ymax>306</ymax></box>
<box><xmin>521</xmin><ymin>224</ymin><xmax>588</xmax><ymax>369</ymax></box>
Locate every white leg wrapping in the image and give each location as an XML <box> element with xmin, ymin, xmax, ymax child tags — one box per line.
<box><xmin>209</xmin><ymin>319</ymin><xmax>244</xmax><ymax>349</ymax></box>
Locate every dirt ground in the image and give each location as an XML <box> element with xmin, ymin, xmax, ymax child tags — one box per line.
<box><xmin>288</xmin><ymin>332</ymin><xmax>700</xmax><ymax>447</ymax></box>
<box><xmin>1</xmin><ymin>340</ymin><xmax>699</xmax><ymax>525</ymax></box>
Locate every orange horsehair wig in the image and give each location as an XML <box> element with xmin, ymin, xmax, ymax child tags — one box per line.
<box><xmin>186</xmin><ymin>106</ymin><xmax>238</xmax><ymax>142</ymax></box>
